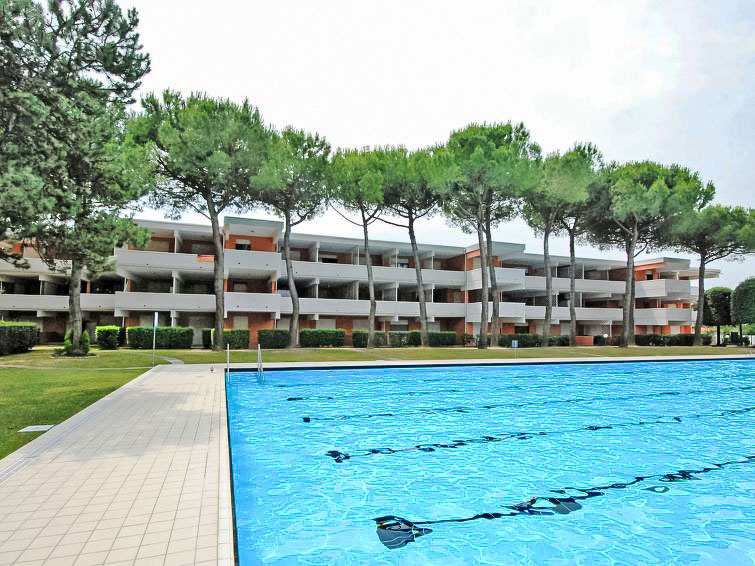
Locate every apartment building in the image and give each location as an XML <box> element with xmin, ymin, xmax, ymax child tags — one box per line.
<box><xmin>0</xmin><ymin>217</ymin><xmax>715</xmax><ymax>346</ymax></box>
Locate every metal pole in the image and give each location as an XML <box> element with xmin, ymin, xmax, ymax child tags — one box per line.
<box><xmin>152</xmin><ymin>311</ymin><xmax>157</xmax><ymax>366</ymax></box>
<box><xmin>226</xmin><ymin>343</ymin><xmax>230</xmax><ymax>379</ymax></box>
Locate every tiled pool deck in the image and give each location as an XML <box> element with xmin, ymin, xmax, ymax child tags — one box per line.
<box><xmin>0</xmin><ymin>353</ymin><xmax>751</xmax><ymax>565</ymax></box>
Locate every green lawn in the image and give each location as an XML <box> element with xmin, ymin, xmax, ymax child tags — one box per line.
<box><xmin>0</xmin><ymin>344</ymin><xmax>749</xmax><ymax>459</ymax></box>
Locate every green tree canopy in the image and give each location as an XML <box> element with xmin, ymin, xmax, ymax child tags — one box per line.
<box><xmin>130</xmin><ymin>91</ymin><xmax>270</xmax><ymax>349</ymax></box>
<box><xmin>669</xmin><ymin>204</ymin><xmax>755</xmax><ymax>344</ymax></box>
<box><xmin>732</xmin><ymin>278</ymin><xmax>755</xmax><ymax>325</ymax></box>
<box><xmin>255</xmin><ymin>127</ymin><xmax>331</xmax><ymax>347</ymax></box>
<box><xmin>587</xmin><ymin>161</ymin><xmax>714</xmax><ymax>345</ymax></box>
<box><xmin>329</xmin><ymin>148</ymin><xmax>383</xmax><ymax>347</ymax></box>
<box><xmin>1</xmin><ymin>0</ymin><xmax>150</xmax><ymax>353</ymax></box>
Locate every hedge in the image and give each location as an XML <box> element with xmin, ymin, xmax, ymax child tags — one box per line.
<box><xmin>498</xmin><ymin>334</ymin><xmax>542</xmax><ymax>348</ymax></box>
<box><xmin>352</xmin><ymin>331</ymin><xmax>386</xmax><ymax>347</ymax></box>
<box><xmin>223</xmin><ymin>329</ymin><xmax>250</xmax><ymax>349</ymax></box>
<box><xmin>202</xmin><ymin>328</ymin><xmax>213</xmax><ymax>348</ymax></box>
<box><xmin>95</xmin><ymin>325</ymin><xmax>120</xmax><ymax>350</ymax></box>
<box><xmin>353</xmin><ymin>330</ymin><xmax>457</xmax><ymax>347</ymax></box>
<box><xmin>300</xmin><ymin>329</ymin><xmax>345</xmax><ymax>347</ymax></box>
<box><xmin>594</xmin><ymin>333</ymin><xmax>712</xmax><ymax>346</ymax></box>
<box><xmin>258</xmin><ymin>329</ymin><xmax>290</xmax><ymax>349</ymax></box>
<box><xmin>428</xmin><ymin>331</ymin><xmax>457</xmax><ymax>346</ymax></box>
<box><xmin>127</xmin><ymin>326</ymin><xmax>194</xmax><ymax>349</ymax></box>
<box><xmin>0</xmin><ymin>322</ymin><xmax>39</xmax><ymax>355</ymax></box>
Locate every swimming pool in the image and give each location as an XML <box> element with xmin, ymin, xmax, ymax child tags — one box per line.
<box><xmin>226</xmin><ymin>360</ymin><xmax>755</xmax><ymax>565</ymax></box>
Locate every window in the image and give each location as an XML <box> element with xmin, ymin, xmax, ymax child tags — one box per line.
<box><xmin>645</xmin><ymin>271</ymin><xmax>654</xmax><ymax>281</ymax></box>
<box><xmin>320</xmin><ymin>254</ymin><xmax>338</xmax><ymax>264</ymax></box>
<box><xmin>233</xmin><ymin>282</ymin><xmax>248</xmax><ymax>292</ymax></box>
<box><xmin>316</xmin><ymin>318</ymin><xmax>336</xmax><ymax>330</ymax></box>
<box><xmin>233</xmin><ymin>316</ymin><xmax>248</xmax><ymax>330</ymax></box>
<box><xmin>235</xmin><ymin>239</ymin><xmax>251</xmax><ymax>251</ymax></box>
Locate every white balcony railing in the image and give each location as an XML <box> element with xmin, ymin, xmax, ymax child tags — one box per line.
<box><xmin>466</xmin><ymin>267</ymin><xmax>526</xmax><ymax>291</ymax></box>
<box><xmin>0</xmin><ymin>294</ymin><xmax>115</xmax><ymax>311</ymax></box>
<box><xmin>524</xmin><ymin>275</ymin><xmax>625</xmax><ymax>295</ymax></box>
<box><xmin>287</xmin><ymin>260</ymin><xmax>466</xmax><ymax>287</ymax></box>
<box><xmin>635</xmin><ymin>279</ymin><xmax>692</xmax><ymax>299</ymax></box>
<box><xmin>279</xmin><ymin>297</ymin><xmax>466</xmax><ymax>318</ymax></box>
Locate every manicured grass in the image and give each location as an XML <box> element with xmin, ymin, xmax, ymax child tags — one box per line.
<box><xmin>0</xmin><ymin>348</ymin><xmax>170</xmax><ymax>368</ymax></box>
<box><xmin>0</xmin><ymin>366</ymin><xmax>144</xmax><ymax>459</ymax></box>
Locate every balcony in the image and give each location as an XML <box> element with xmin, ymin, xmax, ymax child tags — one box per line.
<box><xmin>287</xmin><ymin>260</ymin><xmax>466</xmax><ymax>287</ymax></box>
<box><xmin>279</xmin><ymin>297</ymin><xmax>466</xmax><ymax>318</ymax></box>
<box><xmin>524</xmin><ymin>275</ymin><xmax>624</xmax><ymax>295</ymax></box>
<box><xmin>224</xmin><ymin>292</ymin><xmax>280</xmax><ymax>313</ymax></box>
<box><xmin>114</xmin><ymin>291</ymin><xmax>215</xmax><ymax>312</ymax></box>
<box><xmin>465</xmin><ymin>301</ymin><xmax>527</xmax><ymax>323</ymax></box>
<box><xmin>635</xmin><ymin>279</ymin><xmax>692</xmax><ymax>299</ymax></box>
<box><xmin>466</xmin><ymin>267</ymin><xmax>526</xmax><ymax>290</ymax></box>
<box><xmin>525</xmin><ymin>305</ymin><xmax>623</xmax><ymax>322</ymax></box>
<box><xmin>115</xmin><ymin>249</ymin><xmax>282</xmax><ymax>279</ymax></box>
<box><xmin>0</xmin><ymin>294</ymin><xmax>116</xmax><ymax>312</ymax></box>
<box><xmin>635</xmin><ymin>308</ymin><xmax>693</xmax><ymax>325</ymax></box>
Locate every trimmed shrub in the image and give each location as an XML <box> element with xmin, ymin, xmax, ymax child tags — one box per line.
<box><xmin>387</xmin><ymin>331</ymin><xmax>413</xmax><ymax>347</ymax></box>
<box><xmin>702</xmin><ymin>334</ymin><xmax>713</xmax><ymax>346</ymax></box>
<box><xmin>258</xmin><ymin>329</ymin><xmax>290</xmax><ymax>349</ymax></box>
<box><xmin>666</xmin><ymin>333</ymin><xmax>695</xmax><ymax>346</ymax></box>
<box><xmin>223</xmin><ymin>329</ymin><xmax>250</xmax><ymax>349</ymax></box>
<box><xmin>0</xmin><ymin>322</ymin><xmax>39</xmax><ymax>355</ymax></box>
<box><xmin>127</xmin><ymin>326</ymin><xmax>194</xmax><ymax>349</ymax></box>
<box><xmin>300</xmin><ymin>329</ymin><xmax>345</xmax><ymax>348</ymax></box>
<box><xmin>593</xmin><ymin>335</ymin><xmax>607</xmax><ymax>346</ymax></box>
<box><xmin>352</xmin><ymin>331</ymin><xmax>387</xmax><ymax>348</ymax></box>
<box><xmin>461</xmin><ymin>333</ymin><xmax>476</xmax><ymax>346</ymax></box>
<box><xmin>202</xmin><ymin>328</ymin><xmax>213</xmax><ymax>349</ymax></box>
<box><xmin>428</xmin><ymin>331</ymin><xmax>457</xmax><ymax>346</ymax></box>
<box><xmin>548</xmin><ymin>335</ymin><xmax>570</xmax><ymax>347</ymax></box>
<box><xmin>407</xmin><ymin>330</ymin><xmax>422</xmax><ymax>346</ymax></box>
<box><xmin>118</xmin><ymin>326</ymin><xmax>127</xmax><ymax>346</ymax></box>
<box><xmin>635</xmin><ymin>334</ymin><xmax>666</xmax><ymax>346</ymax></box>
<box><xmin>96</xmin><ymin>326</ymin><xmax>120</xmax><ymax>350</ymax></box>
<box><xmin>80</xmin><ymin>330</ymin><xmax>90</xmax><ymax>354</ymax></box>
<box><xmin>499</xmin><ymin>334</ymin><xmax>541</xmax><ymax>348</ymax></box>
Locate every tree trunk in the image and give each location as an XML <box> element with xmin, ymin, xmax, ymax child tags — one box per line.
<box><xmin>568</xmin><ymin>228</ymin><xmax>577</xmax><ymax>347</ymax></box>
<box><xmin>716</xmin><ymin>324</ymin><xmax>720</xmax><ymax>346</ymax></box>
<box><xmin>623</xmin><ymin>227</ymin><xmax>637</xmax><ymax>347</ymax></box>
<box><xmin>68</xmin><ymin>257</ymin><xmax>83</xmax><ymax>354</ymax></box>
<box><xmin>485</xmin><ymin>221</ymin><xmax>500</xmax><ymax>348</ymax></box>
<box><xmin>694</xmin><ymin>256</ymin><xmax>706</xmax><ymax>346</ymax></box>
<box><xmin>542</xmin><ymin>221</ymin><xmax>552</xmax><ymax>348</ymax></box>
<box><xmin>477</xmin><ymin>222</ymin><xmax>489</xmax><ymax>349</ymax></box>
<box><xmin>408</xmin><ymin>214</ymin><xmax>429</xmax><ymax>347</ymax></box>
<box><xmin>362</xmin><ymin>210</ymin><xmax>377</xmax><ymax>348</ymax></box>
<box><xmin>284</xmin><ymin>212</ymin><xmax>300</xmax><ymax>347</ymax></box>
<box><xmin>208</xmin><ymin>206</ymin><xmax>225</xmax><ymax>351</ymax></box>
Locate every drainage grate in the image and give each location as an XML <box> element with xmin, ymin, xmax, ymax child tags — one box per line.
<box><xmin>18</xmin><ymin>425</ymin><xmax>54</xmax><ymax>433</ymax></box>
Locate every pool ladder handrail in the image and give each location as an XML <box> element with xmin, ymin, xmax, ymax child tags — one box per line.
<box><xmin>257</xmin><ymin>344</ymin><xmax>264</xmax><ymax>383</ymax></box>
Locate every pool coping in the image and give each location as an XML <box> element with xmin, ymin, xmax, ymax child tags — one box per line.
<box><xmin>228</xmin><ymin>353</ymin><xmax>754</xmax><ymax>372</ymax></box>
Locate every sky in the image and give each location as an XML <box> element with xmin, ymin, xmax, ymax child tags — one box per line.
<box><xmin>120</xmin><ymin>0</ymin><xmax>755</xmax><ymax>288</ymax></box>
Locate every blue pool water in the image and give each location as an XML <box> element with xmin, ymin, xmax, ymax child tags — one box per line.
<box><xmin>226</xmin><ymin>360</ymin><xmax>755</xmax><ymax>565</ymax></box>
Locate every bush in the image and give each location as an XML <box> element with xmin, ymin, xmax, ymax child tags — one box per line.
<box><xmin>80</xmin><ymin>330</ymin><xmax>90</xmax><ymax>354</ymax></box>
<box><xmin>635</xmin><ymin>334</ymin><xmax>666</xmax><ymax>347</ymax></box>
<box><xmin>223</xmin><ymin>329</ymin><xmax>250</xmax><ymax>349</ymax></box>
<box><xmin>408</xmin><ymin>330</ymin><xmax>422</xmax><ymax>346</ymax></box>
<box><xmin>548</xmin><ymin>335</ymin><xmax>569</xmax><ymax>347</ymax></box>
<box><xmin>352</xmin><ymin>331</ymin><xmax>387</xmax><ymax>348</ymax></box>
<box><xmin>202</xmin><ymin>328</ymin><xmax>213</xmax><ymax>349</ymax></box>
<box><xmin>300</xmin><ymin>329</ymin><xmax>346</xmax><ymax>347</ymax></box>
<box><xmin>0</xmin><ymin>322</ymin><xmax>39</xmax><ymax>355</ymax></box>
<box><xmin>428</xmin><ymin>331</ymin><xmax>457</xmax><ymax>346</ymax></box>
<box><xmin>96</xmin><ymin>326</ymin><xmax>120</xmax><ymax>350</ymax></box>
<box><xmin>593</xmin><ymin>335</ymin><xmax>607</xmax><ymax>346</ymax></box>
<box><xmin>127</xmin><ymin>326</ymin><xmax>194</xmax><ymax>349</ymax></box>
<box><xmin>666</xmin><ymin>333</ymin><xmax>694</xmax><ymax>346</ymax></box>
<box><xmin>702</xmin><ymin>334</ymin><xmax>713</xmax><ymax>346</ymax></box>
<box><xmin>498</xmin><ymin>334</ymin><xmax>541</xmax><ymax>348</ymax></box>
<box><xmin>118</xmin><ymin>326</ymin><xmax>127</xmax><ymax>346</ymax></box>
<box><xmin>258</xmin><ymin>329</ymin><xmax>290</xmax><ymax>349</ymax></box>
<box><xmin>461</xmin><ymin>333</ymin><xmax>476</xmax><ymax>346</ymax></box>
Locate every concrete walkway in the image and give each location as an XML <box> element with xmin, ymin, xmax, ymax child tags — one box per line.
<box><xmin>0</xmin><ymin>365</ymin><xmax>233</xmax><ymax>566</ymax></box>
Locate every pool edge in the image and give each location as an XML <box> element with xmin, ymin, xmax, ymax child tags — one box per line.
<box><xmin>229</xmin><ymin>353</ymin><xmax>754</xmax><ymax>372</ymax></box>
